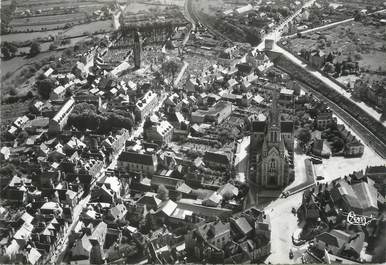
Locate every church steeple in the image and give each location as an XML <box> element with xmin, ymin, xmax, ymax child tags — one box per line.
<box><xmin>270</xmin><ymin>89</ymin><xmax>280</xmax><ymax>126</ymax></box>
<box><xmin>267</xmin><ymin>90</ymin><xmax>281</xmax><ymax>143</ymax></box>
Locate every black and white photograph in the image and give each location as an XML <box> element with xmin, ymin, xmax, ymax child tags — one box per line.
<box><xmin>0</xmin><ymin>0</ymin><xmax>386</xmax><ymax>264</ymax></box>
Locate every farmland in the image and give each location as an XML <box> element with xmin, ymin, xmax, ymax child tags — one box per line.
<box><xmin>10</xmin><ymin>13</ymin><xmax>86</xmax><ymax>29</ymax></box>
<box><xmin>2</xmin><ymin>0</ymin><xmax>114</xmax><ymax>34</ymax></box>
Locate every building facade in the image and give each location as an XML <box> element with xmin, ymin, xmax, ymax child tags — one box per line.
<box><xmin>117</xmin><ymin>151</ymin><xmax>158</xmax><ymax>175</ymax></box>
<box><xmin>255</xmin><ymin>93</ymin><xmax>293</xmax><ymax>188</ymax></box>
<box><xmin>48</xmin><ymin>97</ymin><xmax>75</xmax><ymax>134</ymax></box>
<box><xmin>135</xmin><ymin>90</ymin><xmax>158</xmax><ymax>121</ymax></box>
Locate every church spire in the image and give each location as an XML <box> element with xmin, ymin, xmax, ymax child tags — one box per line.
<box><xmin>270</xmin><ymin>89</ymin><xmax>280</xmax><ymax>126</ymax></box>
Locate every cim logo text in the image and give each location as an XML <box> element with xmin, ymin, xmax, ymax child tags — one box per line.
<box><xmin>346</xmin><ymin>211</ymin><xmax>375</xmax><ymax>226</ymax></box>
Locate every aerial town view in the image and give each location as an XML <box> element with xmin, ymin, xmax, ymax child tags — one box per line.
<box><xmin>1</xmin><ymin>0</ymin><xmax>386</xmax><ymax>264</ymax></box>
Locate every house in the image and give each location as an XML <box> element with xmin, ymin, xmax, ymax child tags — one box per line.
<box><xmin>246</xmin><ymin>51</ymin><xmax>273</xmax><ymax>72</ymax></box>
<box><xmin>311</xmin><ymin>139</ymin><xmax>330</xmax><ymax>158</ymax></box>
<box><xmin>43</xmin><ymin>68</ymin><xmax>54</xmax><ymax>78</ymax></box>
<box><xmin>278</xmin><ymin>88</ymin><xmax>294</xmax><ymax>105</ymax></box>
<box><xmin>314</xmin><ymin>229</ymin><xmax>364</xmax><ymax>260</ymax></box>
<box><xmin>185</xmin><ymin>78</ymin><xmax>200</xmax><ymax>93</ymax></box>
<box><xmin>165</xmin><ymin>93</ymin><xmax>182</xmax><ymax>114</ymax></box>
<box><xmin>24</xmin><ymin>117</ymin><xmax>50</xmax><ymax>133</ymax></box>
<box><xmin>136</xmin><ymin>192</ymin><xmax>162</xmax><ymax>211</ymax></box>
<box><xmin>151</xmin><ymin>174</ymin><xmax>184</xmax><ymax>191</ymax></box>
<box><xmin>151</xmin><ymin>199</ymin><xmax>197</xmax><ymax>226</ymax></box>
<box><xmin>330</xmin><ymin>178</ymin><xmax>379</xmax><ymax>216</ymax></box>
<box><xmin>351</xmin><ymin>181</ymin><xmax>379</xmax><ymax>216</ymax></box>
<box><xmin>135</xmin><ymin>90</ymin><xmax>158</xmax><ymax>121</ymax></box>
<box><xmin>217</xmin><ymin>183</ymin><xmax>239</xmax><ymax>199</ymax></box>
<box><xmin>235</xmin><ymin>4</ymin><xmax>253</xmax><ymax>15</ymax></box>
<box><xmin>71</xmin><ymin>234</ymin><xmax>92</xmax><ymax>260</ymax></box>
<box><xmin>118</xmin><ymin>151</ymin><xmax>158</xmax><ymax>175</ymax></box>
<box><xmin>63</xmin><ymin>137</ymin><xmax>86</xmax><ymax>153</ymax></box>
<box><xmin>101</xmin><ymin>129</ymin><xmax>130</xmax><ymax>156</ymax></box>
<box><xmin>48</xmin><ymin>97</ymin><xmax>75</xmax><ymax>134</ymax></box>
<box><xmin>365</xmin><ymin>165</ymin><xmax>386</xmax><ymax>195</ymax></box>
<box><xmin>31</xmin><ymin>100</ymin><xmax>45</xmax><ymax>113</ymax></box>
<box><xmin>202</xmin><ymin>192</ymin><xmax>223</xmax><ymax>207</ymax></box>
<box><xmin>51</xmin><ymin>86</ymin><xmax>66</xmax><ymax>100</ymax></box>
<box><xmin>337</xmin><ymin>125</ymin><xmax>364</xmax><ymax>157</ymax></box>
<box><xmin>314</xmin><ymin>229</ymin><xmax>351</xmax><ymax>255</ymax></box>
<box><xmin>315</xmin><ymin>111</ymin><xmax>333</xmax><ymax>130</ymax></box>
<box><xmin>344</xmin><ymin>140</ymin><xmax>364</xmax><ymax>158</ymax></box>
<box><xmin>14</xmin><ymin>116</ymin><xmax>29</xmax><ymax>128</ymax></box>
<box><xmin>177</xmin><ymin>199</ymin><xmax>233</xmax><ymax>219</ymax></box>
<box><xmin>230</xmin><ymin>217</ymin><xmax>253</xmax><ymax>237</ymax></box>
<box><xmin>185</xmin><ymin>221</ymin><xmax>231</xmax><ymax>260</ymax></box>
<box><xmin>191</xmin><ymin>101</ymin><xmax>233</xmax><ymax>125</ymax></box>
<box><xmin>144</xmin><ymin>119</ymin><xmax>174</xmax><ymax>145</ymax></box>
<box><xmin>108</xmin><ymin>204</ymin><xmax>127</xmax><ymax>222</ymax></box>
<box><xmin>204</xmin><ymin>151</ymin><xmax>232</xmax><ymax>169</ymax></box>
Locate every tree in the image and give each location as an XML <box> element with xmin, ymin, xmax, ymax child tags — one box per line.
<box><xmin>324</xmin><ymin>62</ymin><xmax>335</xmax><ymax>74</ymax></box>
<box><xmin>157</xmin><ymin>184</ymin><xmax>169</xmax><ymax>201</ymax></box>
<box><xmin>1</xmin><ymin>42</ymin><xmax>18</xmax><ymax>59</ymax></box>
<box><xmin>49</xmin><ymin>43</ymin><xmax>58</xmax><ymax>51</ymax></box>
<box><xmin>298</xmin><ymin>128</ymin><xmax>311</xmax><ymax>146</ymax></box>
<box><xmin>161</xmin><ymin>59</ymin><xmax>180</xmax><ymax>81</ymax></box>
<box><xmin>29</xmin><ymin>41</ymin><xmax>41</xmax><ymax>57</ymax></box>
<box><xmin>72</xmin><ymin>102</ymin><xmax>97</xmax><ymax>115</ymax></box>
<box><xmin>326</xmin><ymin>53</ymin><xmax>334</xmax><ymax>63</ymax></box>
<box><xmin>331</xmin><ymin>136</ymin><xmax>344</xmax><ymax>151</ymax></box>
<box><xmin>36</xmin><ymin>78</ymin><xmax>55</xmax><ymax>99</ymax></box>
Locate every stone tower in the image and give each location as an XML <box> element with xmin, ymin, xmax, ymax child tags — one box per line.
<box><xmin>133</xmin><ymin>30</ymin><xmax>142</xmax><ymax>69</ymax></box>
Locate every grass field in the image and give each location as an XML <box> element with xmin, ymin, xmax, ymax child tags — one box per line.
<box><xmin>10</xmin><ymin>13</ymin><xmax>86</xmax><ymax>27</ymax></box>
<box><xmin>1</xmin><ymin>20</ymin><xmax>113</xmax><ymax>43</ymax></box>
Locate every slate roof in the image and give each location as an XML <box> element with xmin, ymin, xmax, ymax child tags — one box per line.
<box><xmin>233</xmin><ymin>217</ymin><xmax>253</xmax><ymax>235</ymax></box>
<box><xmin>157</xmin><ymin>200</ymin><xmax>178</xmax><ymax>217</ymax></box>
<box><xmin>218</xmin><ymin>183</ymin><xmax>239</xmax><ymax>197</ymax></box>
<box><xmin>151</xmin><ymin>175</ymin><xmax>183</xmax><ymax>189</ymax></box>
<box><xmin>118</xmin><ymin>151</ymin><xmax>155</xmax><ymax>165</ymax></box>
<box><xmin>204</xmin><ymin>221</ymin><xmax>230</xmax><ymax>239</ymax></box>
<box><xmin>345</xmin><ymin>232</ymin><xmax>365</xmax><ymax>255</ymax></box>
<box><xmin>316</xmin><ymin>229</ymin><xmax>350</xmax><ymax>248</ymax></box>
<box><xmin>351</xmin><ymin>182</ymin><xmax>378</xmax><ymax>211</ymax></box>
<box><xmin>204</xmin><ymin>151</ymin><xmax>230</xmax><ymax>165</ymax></box>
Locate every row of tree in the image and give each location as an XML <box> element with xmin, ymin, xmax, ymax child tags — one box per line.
<box><xmin>1</xmin><ymin>41</ymin><xmax>41</xmax><ymax>60</ymax></box>
<box><xmin>68</xmin><ymin>103</ymin><xmax>134</xmax><ymax>134</ymax></box>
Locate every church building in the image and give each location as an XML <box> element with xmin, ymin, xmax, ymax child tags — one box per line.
<box><xmin>254</xmin><ymin>91</ymin><xmax>294</xmax><ymax>189</ymax></box>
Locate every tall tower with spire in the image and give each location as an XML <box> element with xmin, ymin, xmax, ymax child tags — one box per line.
<box><xmin>256</xmin><ymin>89</ymin><xmax>291</xmax><ymax>189</ymax></box>
<box><xmin>133</xmin><ymin>30</ymin><xmax>142</xmax><ymax>69</ymax></box>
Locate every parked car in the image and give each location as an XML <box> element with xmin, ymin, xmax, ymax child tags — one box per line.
<box><xmin>316</xmin><ymin>176</ymin><xmax>325</xmax><ymax>181</ymax></box>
